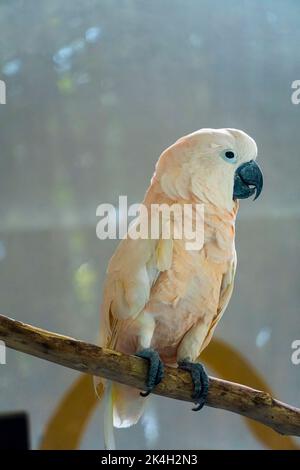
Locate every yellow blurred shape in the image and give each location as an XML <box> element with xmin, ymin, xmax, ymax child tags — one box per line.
<box><xmin>40</xmin><ymin>374</ymin><xmax>96</xmax><ymax>450</ymax></box>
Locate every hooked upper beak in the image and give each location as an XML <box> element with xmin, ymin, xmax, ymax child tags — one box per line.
<box><xmin>233</xmin><ymin>160</ymin><xmax>263</xmax><ymax>201</ymax></box>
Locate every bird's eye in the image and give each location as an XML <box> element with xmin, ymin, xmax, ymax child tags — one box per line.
<box><xmin>225</xmin><ymin>151</ymin><xmax>234</xmax><ymax>159</ymax></box>
<box><xmin>221</xmin><ymin>149</ymin><xmax>237</xmax><ymax>164</ymax></box>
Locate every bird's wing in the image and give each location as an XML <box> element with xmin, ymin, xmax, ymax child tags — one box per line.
<box><xmin>199</xmin><ymin>250</ymin><xmax>237</xmax><ymax>354</ymax></box>
<box><xmin>100</xmin><ymin>219</ymin><xmax>173</xmax><ymax>350</ymax></box>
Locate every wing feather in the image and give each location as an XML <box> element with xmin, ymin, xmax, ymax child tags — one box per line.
<box><xmin>100</xmin><ymin>235</ymin><xmax>173</xmax><ymax>349</ymax></box>
<box><xmin>199</xmin><ymin>251</ymin><xmax>237</xmax><ymax>354</ymax></box>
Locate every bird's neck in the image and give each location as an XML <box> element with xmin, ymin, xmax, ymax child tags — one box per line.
<box><xmin>145</xmin><ymin>178</ymin><xmax>239</xmax><ymax>216</ymax></box>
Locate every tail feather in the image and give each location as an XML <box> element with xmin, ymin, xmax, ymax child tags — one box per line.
<box><xmin>112</xmin><ymin>383</ymin><xmax>147</xmax><ymax>429</ymax></box>
<box><xmin>94</xmin><ymin>377</ymin><xmax>116</xmax><ymax>450</ymax></box>
<box><xmin>94</xmin><ymin>377</ymin><xmax>147</xmax><ymax>449</ymax></box>
<box><xmin>104</xmin><ymin>381</ymin><xmax>116</xmax><ymax>450</ymax></box>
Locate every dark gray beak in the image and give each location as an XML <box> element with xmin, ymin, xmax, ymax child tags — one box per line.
<box><xmin>233</xmin><ymin>160</ymin><xmax>263</xmax><ymax>201</ymax></box>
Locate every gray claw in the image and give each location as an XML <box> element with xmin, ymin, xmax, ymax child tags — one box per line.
<box><xmin>178</xmin><ymin>360</ymin><xmax>209</xmax><ymax>411</ymax></box>
<box><xmin>136</xmin><ymin>348</ymin><xmax>164</xmax><ymax>397</ymax></box>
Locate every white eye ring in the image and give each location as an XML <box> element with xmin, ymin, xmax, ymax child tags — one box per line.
<box><xmin>221</xmin><ymin>149</ymin><xmax>237</xmax><ymax>164</ymax></box>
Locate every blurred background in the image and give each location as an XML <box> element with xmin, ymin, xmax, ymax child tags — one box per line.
<box><xmin>0</xmin><ymin>0</ymin><xmax>299</xmax><ymax>449</ymax></box>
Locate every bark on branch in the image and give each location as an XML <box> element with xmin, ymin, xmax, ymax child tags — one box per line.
<box><xmin>0</xmin><ymin>314</ymin><xmax>299</xmax><ymax>437</ymax></box>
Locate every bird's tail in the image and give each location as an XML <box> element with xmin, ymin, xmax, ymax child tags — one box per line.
<box><xmin>94</xmin><ymin>377</ymin><xmax>115</xmax><ymax>450</ymax></box>
<box><xmin>95</xmin><ymin>378</ymin><xmax>148</xmax><ymax>449</ymax></box>
<box><xmin>103</xmin><ymin>381</ymin><xmax>116</xmax><ymax>450</ymax></box>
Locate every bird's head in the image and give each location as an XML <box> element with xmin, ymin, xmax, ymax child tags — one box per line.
<box><xmin>155</xmin><ymin>128</ymin><xmax>263</xmax><ymax>211</ymax></box>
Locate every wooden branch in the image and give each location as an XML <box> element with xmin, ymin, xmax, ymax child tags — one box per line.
<box><xmin>0</xmin><ymin>314</ymin><xmax>299</xmax><ymax>437</ymax></box>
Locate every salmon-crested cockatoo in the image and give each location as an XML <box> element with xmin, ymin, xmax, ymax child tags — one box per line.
<box><xmin>96</xmin><ymin>128</ymin><xmax>263</xmax><ymax>449</ymax></box>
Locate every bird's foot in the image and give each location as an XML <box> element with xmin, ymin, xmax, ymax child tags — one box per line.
<box><xmin>136</xmin><ymin>348</ymin><xmax>164</xmax><ymax>397</ymax></box>
<box><xmin>178</xmin><ymin>360</ymin><xmax>209</xmax><ymax>411</ymax></box>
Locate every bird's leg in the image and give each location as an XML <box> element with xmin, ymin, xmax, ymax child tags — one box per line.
<box><xmin>178</xmin><ymin>360</ymin><xmax>209</xmax><ymax>411</ymax></box>
<box><xmin>136</xmin><ymin>348</ymin><xmax>164</xmax><ymax>397</ymax></box>
<box><xmin>134</xmin><ymin>311</ymin><xmax>163</xmax><ymax>397</ymax></box>
<box><xmin>176</xmin><ymin>321</ymin><xmax>209</xmax><ymax>410</ymax></box>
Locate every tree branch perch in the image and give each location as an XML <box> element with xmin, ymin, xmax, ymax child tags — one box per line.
<box><xmin>0</xmin><ymin>314</ymin><xmax>299</xmax><ymax>437</ymax></box>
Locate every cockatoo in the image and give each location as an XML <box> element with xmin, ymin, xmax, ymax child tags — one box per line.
<box><xmin>96</xmin><ymin>128</ymin><xmax>263</xmax><ymax>449</ymax></box>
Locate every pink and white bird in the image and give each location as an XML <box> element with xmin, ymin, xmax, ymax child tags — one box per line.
<box><xmin>96</xmin><ymin>128</ymin><xmax>263</xmax><ymax>449</ymax></box>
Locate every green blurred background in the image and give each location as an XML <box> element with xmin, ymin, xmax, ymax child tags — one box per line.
<box><xmin>0</xmin><ymin>0</ymin><xmax>299</xmax><ymax>449</ymax></box>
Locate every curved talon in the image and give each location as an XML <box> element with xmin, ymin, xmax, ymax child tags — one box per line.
<box><xmin>192</xmin><ymin>398</ymin><xmax>206</xmax><ymax>412</ymax></box>
<box><xmin>136</xmin><ymin>348</ymin><xmax>164</xmax><ymax>397</ymax></box>
<box><xmin>178</xmin><ymin>360</ymin><xmax>209</xmax><ymax>411</ymax></box>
